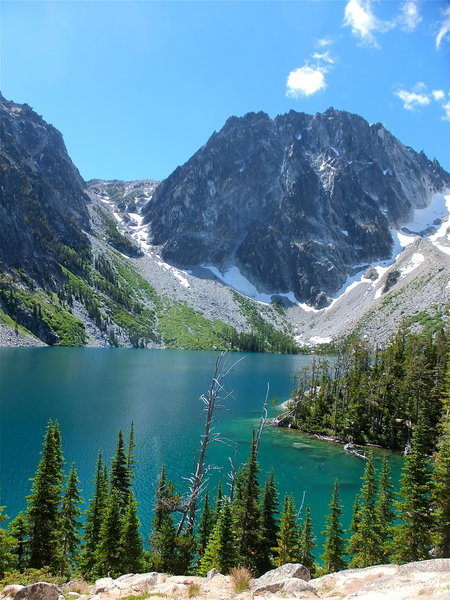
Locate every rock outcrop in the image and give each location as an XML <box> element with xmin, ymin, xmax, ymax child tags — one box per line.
<box><xmin>143</xmin><ymin>108</ymin><xmax>450</xmax><ymax>306</ymax></box>
<box><xmin>3</xmin><ymin>560</ymin><xmax>449</xmax><ymax>600</ymax></box>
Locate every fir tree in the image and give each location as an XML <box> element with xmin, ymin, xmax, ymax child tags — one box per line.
<box><xmin>391</xmin><ymin>420</ymin><xmax>432</xmax><ymax>562</ymax></box>
<box><xmin>273</xmin><ymin>494</ymin><xmax>299</xmax><ymax>566</ymax></box>
<box><xmin>79</xmin><ymin>450</ymin><xmax>109</xmax><ymax>577</ymax></box>
<box><xmin>110</xmin><ymin>430</ymin><xmax>131</xmax><ymax>510</ymax></box>
<box><xmin>198</xmin><ymin>490</ymin><xmax>214</xmax><ymax>555</ymax></box>
<box><xmin>26</xmin><ymin>420</ymin><xmax>64</xmax><ymax>569</ymax></box>
<box><xmin>233</xmin><ymin>434</ymin><xmax>261</xmax><ymax>571</ymax></box>
<box><xmin>59</xmin><ymin>463</ymin><xmax>83</xmax><ymax>574</ymax></box>
<box><xmin>258</xmin><ymin>471</ymin><xmax>279</xmax><ymax>574</ymax></box>
<box><xmin>347</xmin><ymin>452</ymin><xmax>381</xmax><ymax>567</ymax></box>
<box><xmin>299</xmin><ymin>505</ymin><xmax>316</xmax><ymax>576</ymax></box>
<box><xmin>431</xmin><ymin>357</ymin><xmax>450</xmax><ymax>557</ymax></box>
<box><xmin>120</xmin><ymin>492</ymin><xmax>144</xmax><ymax>574</ymax></box>
<box><xmin>321</xmin><ymin>481</ymin><xmax>346</xmax><ymax>574</ymax></box>
<box><xmin>7</xmin><ymin>511</ymin><xmax>27</xmax><ymax>572</ymax></box>
<box><xmin>95</xmin><ymin>488</ymin><xmax>123</xmax><ymax>577</ymax></box>
<box><xmin>127</xmin><ymin>422</ymin><xmax>136</xmax><ymax>478</ymax></box>
<box><xmin>215</xmin><ymin>481</ymin><xmax>224</xmax><ymax>522</ymax></box>
<box><xmin>198</xmin><ymin>499</ymin><xmax>241</xmax><ymax>575</ymax></box>
<box><xmin>375</xmin><ymin>457</ymin><xmax>395</xmax><ymax>562</ymax></box>
<box><xmin>0</xmin><ymin>507</ymin><xmax>17</xmax><ymax>578</ymax></box>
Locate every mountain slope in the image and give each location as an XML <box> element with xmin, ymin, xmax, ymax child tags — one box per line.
<box><xmin>143</xmin><ymin>108</ymin><xmax>450</xmax><ymax>308</ymax></box>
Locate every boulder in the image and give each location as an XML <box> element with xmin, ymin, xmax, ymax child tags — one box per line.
<box><xmin>93</xmin><ymin>578</ymin><xmax>115</xmax><ymax>594</ymax></box>
<box><xmin>1</xmin><ymin>585</ymin><xmax>25</xmax><ymax>598</ymax></box>
<box><xmin>206</xmin><ymin>569</ymin><xmax>220</xmax><ymax>580</ymax></box>
<box><xmin>282</xmin><ymin>577</ymin><xmax>315</xmax><ymax>595</ymax></box>
<box><xmin>254</xmin><ymin>563</ymin><xmax>311</xmax><ymax>586</ymax></box>
<box><xmin>14</xmin><ymin>583</ymin><xmax>60</xmax><ymax>600</ymax></box>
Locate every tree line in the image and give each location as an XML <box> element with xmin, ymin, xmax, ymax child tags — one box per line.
<box><xmin>280</xmin><ymin>326</ymin><xmax>449</xmax><ymax>451</ymax></box>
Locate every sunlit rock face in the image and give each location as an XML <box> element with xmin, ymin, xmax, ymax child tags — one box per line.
<box><xmin>143</xmin><ymin>108</ymin><xmax>450</xmax><ymax>306</ymax></box>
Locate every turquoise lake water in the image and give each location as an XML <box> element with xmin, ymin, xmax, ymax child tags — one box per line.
<box><xmin>0</xmin><ymin>347</ymin><xmax>404</xmax><ymax>551</ymax></box>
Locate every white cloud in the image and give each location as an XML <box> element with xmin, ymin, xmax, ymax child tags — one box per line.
<box><xmin>443</xmin><ymin>101</ymin><xmax>450</xmax><ymax>121</ymax></box>
<box><xmin>395</xmin><ymin>89</ymin><xmax>431</xmax><ymax>110</ymax></box>
<box><xmin>286</xmin><ymin>66</ymin><xmax>327</xmax><ymax>98</ymax></box>
<box><xmin>395</xmin><ymin>84</ymin><xmax>450</xmax><ymax>120</ymax></box>
<box><xmin>343</xmin><ymin>0</ymin><xmax>390</xmax><ymax>47</ymax></box>
<box><xmin>432</xmin><ymin>89</ymin><xmax>445</xmax><ymax>101</ymax></box>
<box><xmin>315</xmin><ymin>37</ymin><xmax>333</xmax><ymax>48</ymax></box>
<box><xmin>436</xmin><ymin>6</ymin><xmax>450</xmax><ymax>49</ymax></box>
<box><xmin>399</xmin><ymin>1</ymin><xmax>421</xmax><ymax>32</ymax></box>
<box><xmin>312</xmin><ymin>51</ymin><xmax>335</xmax><ymax>64</ymax></box>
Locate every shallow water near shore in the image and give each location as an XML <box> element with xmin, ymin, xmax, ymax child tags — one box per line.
<box><xmin>0</xmin><ymin>347</ymin><xmax>403</xmax><ymax>551</ymax></box>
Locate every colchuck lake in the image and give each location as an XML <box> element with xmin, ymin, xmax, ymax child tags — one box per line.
<box><xmin>0</xmin><ymin>347</ymin><xmax>403</xmax><ymax>551</ymax></box>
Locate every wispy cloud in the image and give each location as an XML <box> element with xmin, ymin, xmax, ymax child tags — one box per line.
<box><xmin>315</xmin><ymin>37</ymin><xmax>333</xmax><ymax>48</ymax></box>
<box><xmin>311</xmin><ymin>51</ymin><xmax>335</xmax><ymax>64</ymax></box>
<box><xmin>343</xmin><ymin>0</ymin><xmax>391</xmax><ymax>48</ymax></box>
<box><xmin>395</xmin><ymin>89</ymin><xmax>430</xmax><ymax>110</ymax></box>
<box><xmin>398</xmin><ymin>1</ymin><xmax>422</xmax><ymax>33</ymax></box>
<box><xmin>394</xmin><ymin>83</ymin><xmax>450</xmax><ymax>120</ymax></box>
<box><xmin>343</xmin><ymin>0</ymin><xmax>421</xmax><ymax>47</ymax></box>
<box><xmin>286</xmin><ymin>66</ymin><xmax>327</xmax><ymax>98</ymax></box>
<box><xmin>436</xmin><ymin>6</ymin><xmax>450</xmax><ymax>49</ymax></box>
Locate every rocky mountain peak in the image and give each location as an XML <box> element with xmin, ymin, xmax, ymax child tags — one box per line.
<box><xmin>143</xmin><ymin>108</ymin><xmax>450</xmax><ymax>307</ymax></box>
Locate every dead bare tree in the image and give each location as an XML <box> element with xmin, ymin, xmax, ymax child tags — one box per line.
<box><xmin>177</xmin><ymin>352</ymin><xmax>242</xmax><ymax>534</ymax></box>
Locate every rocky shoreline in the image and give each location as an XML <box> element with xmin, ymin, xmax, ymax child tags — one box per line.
<box><xmin>2</xmin><ymin>560</ymin><xmax>450</xmax><ymax>600</ymax></box>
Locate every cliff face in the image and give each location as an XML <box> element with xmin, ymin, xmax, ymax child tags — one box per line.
<box><xmin>143</xmin><ymin>108</ymin><xmax>450</xmax><ymax>307</ymax></box>
<box><xmin>0</xmin><ymin>93</ymin><xmax>91</xmax><ymax>284</ymax></box>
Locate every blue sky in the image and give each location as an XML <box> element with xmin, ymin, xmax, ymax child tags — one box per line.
<box><xmin>2</xmin><ymin>1</ymin><xmax>450</xmax><ymax>181</ymax></box>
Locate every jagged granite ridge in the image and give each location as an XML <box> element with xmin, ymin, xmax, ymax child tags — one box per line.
<box><xmin>143</xmin><ymin>108</ymin><xmax>450</xmax><ymax>307</ymax></box>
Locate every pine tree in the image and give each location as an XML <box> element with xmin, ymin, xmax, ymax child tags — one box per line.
<box><xmin>198</xmin><ymin>491</ymin><xmax>214</xmax><ymax>555</ymax></box>
<box><xmin>119</xmin><ymin>492</ymin><xmax>144</xmax><ymax>574</ymax></box>
<box><xmin>299</xmin><ymin>505</ymin><xmax>316</xmax><ymax>576</ymax></box>
<box><xmin>321</xmin><ymin>480</ymin><xmax>346</xmax><ymax>574</ymax></box>
<box><xmin>7</xmin><ymin>511</ymin><xmax>27</xmax><ymax>572</ymax></box>
<box><xmin>258</xmin><ymin>471</ymin><xmax>279</xmax><ymax>574</ymax></box>
<box><xmin>215</xmin><ymin>481</ymin><xmax>224</xmax><ymax>522</ymax></box>
<box><xmin>198</xmin><ymin>499</ymin><xmax>241</xmax><ymax>575</ymax></box>
<box><xmin>26</xmin><ymin>420</ymin><xmax>64</xmax><ymax>569</ymax></box>
<box><xmin>375</xmin><ymin>457</ymin><xmax>395</xmax><ymax>562</ymax></box>
<box><xmin>95</xmin><ymin>488</ymin><xmax>123</xmax><ymax>577</ymax></box>
<box><xmin>110</xmin><ymin>430</ymin><xmax>131</xmax><ymax>510</ymax></box>
<box><xmin>0</xmin><ymin>507</ymin><xmax>17</xmax><ymax>578</ymax></box>
<box><xmin>233</xmin><ymin>435</ymin><xmax>261</xmax><ymax>571</ymax></box>
<box><xmin>431</xmin><ymin>356</ymin><xmax>450</xmax><ymax>557</ymax></box>
<box><xmin>79</xmin><ymin>450</ymin><xmax>109</xmax><ymax>577</ymax></box>
<box><xmin>148</xmin><ymin>466</ymin><xmax>181</xmax><ymax>573</ymax></box>
<box><xmin>127</xmin><ymin>422</ymin><xmax>136</xmax><ymax>478</ymax></box>
<box><xmin>273</xmin><ymin>494</ymin><xmax>299</xmax><ymax>566</ymax></box>
<box><xmin>59</xmin><ymin>463</ymin><xmax>83</xmax><ymax>574</ymax></box>
<box><xmin>391</xmin><ymin>420</ymin><xmax>432</xmax><ymax>562</ymax></box>
<box><xmin>347</xmin><ymin>452</ymin><xmax>381</xmax><ymax>567</ymax></box>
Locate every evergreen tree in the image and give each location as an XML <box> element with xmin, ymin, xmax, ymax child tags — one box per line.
<box><xmin>59</xmin><ymin>463</ymin><xmax>83</xmax><ymax>574</ymax></box>
<box><xmin>0</xmin><ymin>507</ymin><xmax>17</xmax><ymax>578</ymax></box>
<box><xmin>148</xmin><ymin>466</ymin><xmax>181</xmax><ymax>573</ymax></box>
<box><xmin>273</xmin><ymin>494</ymin><xmax>299</xmax><ymax>566</ymax></box>
<box><xmin>375</xmin><ymin>457</ymin><xmax>395</xmax><ymax>562</ymax></box>
<box><xmin>431</xmin><ymin>357</ymin><xmax>450</xmax><ymax>557</ymax></box>
<box><xmin>120</xmin><ymin>492</ymin><xmax>144</xmax><ymax>574</ymax></box>
<box><xmin>198</xmin><ymin>499</ymin><xmax>241</xmax><ymax>575</ymax></box>
<box><xmin>127</xmin><ymin>422</ymin><xmax>136</xmax><ymax>478</ymax></box>
<box><xmin>299</xmin><ymin>505</ymin><xmax>316</xmax><ymax>576</ymax></box>
<box><xmin>214</xmin><ymin>481</ymin><xmax>224</xmax><ymax>522</ymax></box>
<box><xmin>7</xmin><ymin>511</ymin><xmax>27</xmax><ymax>572</ymax></box>
<box><xmin>347</xmin><ymin>452</ymin><xmax>381</xmax><ymax>567</ymax></box>
<box><xmin>321</xmin><ymin>481</ymin><xmax>346</xmax><ymax>574</ymax></box>
<box><xmin>26</xmin><ymin>420</ymin><xmax>64</xmax><ymax>569</ymax></box>
<box><xmin>391</xmin><ymin>420</ymin><xmax>432</xmax><ymax>562</ymax></box>
<box><xmin>110</xmin><ymin>430</ymin><xmax>131</xmax><ymax>510</ymax></box>
<box><xmin>258</xmin><ymin>471</ymin><xmax>279</xmax><ymax>574</ymax></box>
<box><xmin>198</xmin><ymin>490</ymin><xmax>214</xmax><ymax>555</ymax></box>
<box><xmin>95</xmin><ymin>488</ymin><xmax>123</xmax><ymax>577</ymax></box>
<box><xmin>79</xmin><ymin>450</ymin><xmax>109</xmax><ymax>577</ymax></box>
<box><xmin>233</xmin><ymin>434</ymin><xmax>261</xmax><ymax>571</ymax></box>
